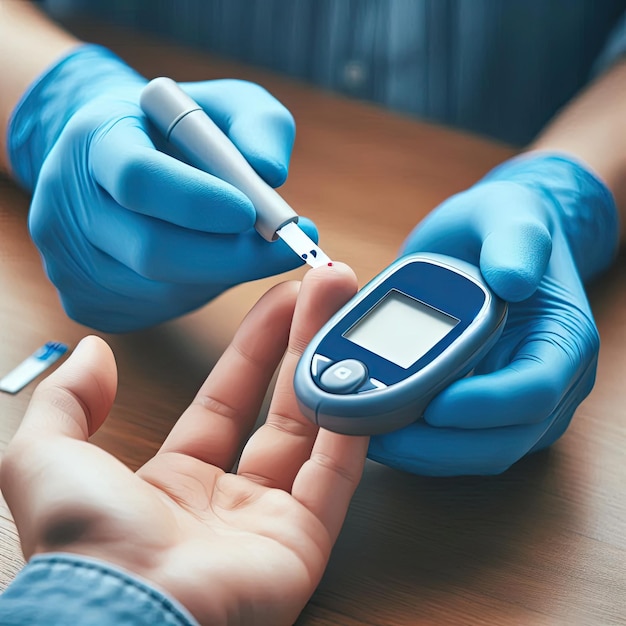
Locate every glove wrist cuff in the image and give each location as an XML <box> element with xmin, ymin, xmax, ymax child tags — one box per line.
<box><xmin>8</xmin><ymin>44</ymin><xmax>145</xmax><ymax>190</ymax></box>
<box><xmin>483</xmin><ymin>153</ymin><xmax>619</xmax><ymax>282</ymax></box>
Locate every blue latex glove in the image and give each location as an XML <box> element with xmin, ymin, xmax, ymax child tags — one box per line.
<box><xmin>8</xmin><ymin>45</ymin><xmax>317</xmax><ymax>332</ymax></box>
<box><xmin>368</xmin><ymin>153</ymin><xmax>619</xmax><ymax>476</ymax></box>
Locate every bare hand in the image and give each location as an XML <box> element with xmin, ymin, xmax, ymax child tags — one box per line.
<box><xmin>0</xmin><ymin>263</ymin><xmax>368</xmax><ymax>626</ymax></box>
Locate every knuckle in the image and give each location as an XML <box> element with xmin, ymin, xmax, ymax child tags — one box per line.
<box><xmin>126</xmin><ymin>236</ymin><xmax>160</xmax><ymax>278</ymax></box>
<box><xmin>61</xmin><ymin>107</ymin><xmax>95</xmax><ymax>142</ymax></box>
<box><xmin>269</xmin><ymin>411</ymin><xmax>317</xmax><ymax>439</ymax></box>
<box><xmin>107</xmin><ymin>151</ymin><xmax>149</xmax><ymax>208</ymax></box>
<box><xmin>28</xmin><ymin>173</ymin><xmax>61</xmax><ymax>249</ymax></box>
<box><xmin>193</xmin><ymin>394</ymin><xmax>239</xmax><ymax>422</ymax></box>
<box><xmin>27</xmin><ymin>204</ymin><xmax>49</xmax><ymax>248</ymax></box>
<box><xmin>310</xmin><ymin>451</ymin><xmax>360</xmax><ymax>485</ymax></box>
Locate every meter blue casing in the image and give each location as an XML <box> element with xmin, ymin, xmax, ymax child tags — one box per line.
<box><xmin>294</xmin><ymin>253</ymin><xmax>508</xmax><ymax>435</ymax></box>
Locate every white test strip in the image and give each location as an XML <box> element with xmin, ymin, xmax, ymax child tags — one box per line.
<box><xmin>0</xmin><ymin>342</ymin><xmax>69</xmax><ymax>394</ymax></box>
<box><xmin>277</xmin><ymin>221</ymin><xmax>332</xmax><ymax>269</ymax></box>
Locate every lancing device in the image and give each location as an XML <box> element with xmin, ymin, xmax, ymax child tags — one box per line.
<box><xmin>140</xmin><ymin>77</ymin><xmax>331</xmax><ymax>268</ymax></box>
<box><xmin>294</xmin><ymin>253</ymin><xmax>508</xmax><ymax>435</ymax></box>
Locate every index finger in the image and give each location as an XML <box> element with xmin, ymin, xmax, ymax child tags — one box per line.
<box><xmin>236</xmin><ymin>263</ymin><xmax>364</xmax><ymax>493</ymax></box>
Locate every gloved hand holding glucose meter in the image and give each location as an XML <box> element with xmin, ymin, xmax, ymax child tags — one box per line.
<box><xmin>294</xmin><ymin>253</ymin><xmax>507</xmax><ymax>435</ymax></box>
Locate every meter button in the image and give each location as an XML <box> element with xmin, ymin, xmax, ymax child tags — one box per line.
<box><xmin>319</xmin><ymin>359</ymin><xmax>368</xmax><ymax>394</ymax></box>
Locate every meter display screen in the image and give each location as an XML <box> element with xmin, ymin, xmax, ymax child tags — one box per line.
<box><xmin>343</xmin><ymin>289</ymin><xmax>460</xmax><ymax>368</ymax></box>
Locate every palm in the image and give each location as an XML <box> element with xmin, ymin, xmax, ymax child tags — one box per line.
<box><xmin>143</xmin><ymin>453</ymin><xmax>332</xmax><ymax>622</ymax></box>
<box><xmin>31</xmin><ymin>446</ymin><xmax>328</xmax><ymax>624</ymax></box>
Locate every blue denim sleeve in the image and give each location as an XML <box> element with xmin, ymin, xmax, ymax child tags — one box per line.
<box><xmin>0</xmin><ymin>553</ymin><xmax>200</xmax><ymax>626</ymax></box>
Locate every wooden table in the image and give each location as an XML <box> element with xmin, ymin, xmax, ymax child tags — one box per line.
<box><xmin>1</xmin><ymin>20</ymin><xmax>625</xmax><ymax>626</ymax></box>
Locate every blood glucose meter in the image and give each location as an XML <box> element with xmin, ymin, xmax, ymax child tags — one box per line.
<box><xmin>294</xmin><ymin>253</ymin><xmax>508</xmax><ymax>435</ymax></box>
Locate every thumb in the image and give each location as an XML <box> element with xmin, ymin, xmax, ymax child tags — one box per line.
<box><xmin>472</xmin><ymin>182</ymin><xmax>553</xmax><ymax>302</ymax></box>
<box><xmin>400</xmin><ymin>181</ymin><xmax>553</xmax><ymax>302</ymax></box>
<box><xmin>480</xmin><ymin>217</ymin><xmax>552</xmax><ymax>302</ymax></box>
<box><xmin>0</xmin><ymin>337</ymin><xmax>118</xmax><ymax>557</ymax></box>
<box><xmin>18</xmin><ymin>335</ymin><xmax>117</xmax><ymax>442</ymax></box>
